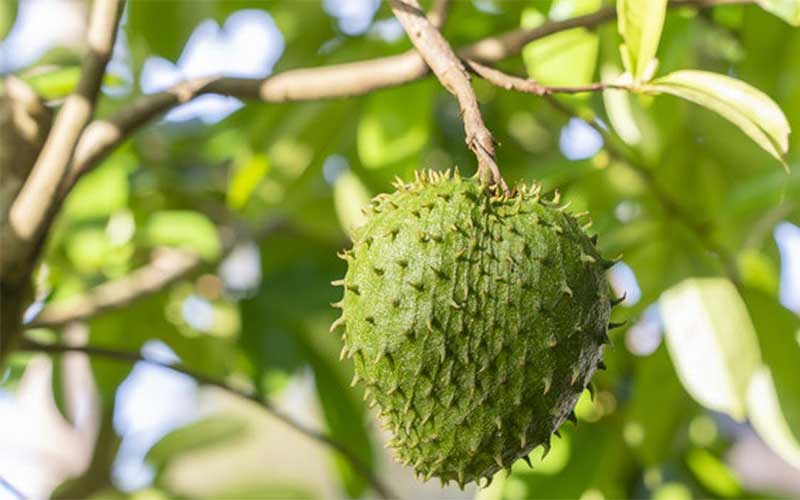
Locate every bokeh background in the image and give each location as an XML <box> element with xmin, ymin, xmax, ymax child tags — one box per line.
<box><xmin>1</xmin><ymin>0</ymin><xmax>799</xmax><ymax>498</ymax></box>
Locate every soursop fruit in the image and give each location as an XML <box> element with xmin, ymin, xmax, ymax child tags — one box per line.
<box><xmin>331</xmin><ymin>170</ymin><xmax>618</xmax><ymax>488</ymax></box>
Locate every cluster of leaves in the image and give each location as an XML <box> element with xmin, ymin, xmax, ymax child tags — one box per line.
<box><xmin>1</xmin><ymin>0</ymin><xmax>799</xmax><ymax>498</ymax></box>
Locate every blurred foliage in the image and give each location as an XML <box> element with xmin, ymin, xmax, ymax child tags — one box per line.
<box><xmin>2</xmin><ymin>0</ymin><xmax>800</xmax><ymax>498</ymax></box>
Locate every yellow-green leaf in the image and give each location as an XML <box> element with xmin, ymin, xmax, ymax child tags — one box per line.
<box><xmin>144</xmin><ymin>211</ymin><xmax>221</xmax><ymax>261</ymax></box>
<box><xmin>617</xmin><ymin>0</ymin><xmax>668</xmax><ymax>81</ymax></box>
<box><xmin>227</xmin><ymin>152</ymin><xmax>270</xmax><ymax>210</ymax></box>
<box><xmin>645</xmin><ymin>70</ymin><xmax>791</xmax><ymax>168</ymax></box>
<box><xmin>660</xmin><ymin>278</ymin><xmax>762</xmax><ymax>420</ymax></box>
<box><xmin>757</xmin><ymin>0</ymin><xmax>800</xmax><ymax>25</ymax></box>
<box><xmin>333</xmin><ymin>171</ymin><xmax>371</xmax><ymax>239</ymax></box>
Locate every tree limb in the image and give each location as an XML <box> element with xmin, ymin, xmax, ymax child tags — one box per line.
<box><xmin>64</xmin><ymin>4</ymin><xmax>624</xmax><ymax>189</ymax></box>
<box><xmin>0</xmin><ymin>474</ymin><xmax>25</xmax><ymax>500</ymax></box>
<box><xmin>465</xmin><ymin>60</ymin><xmax>630</xmax><ymax>96</ymax></box>
<box><xmin>28</xmin><ymin>248</ymin><xmax>200</xmax><ymax>329</ymax></box>
<box><xmin>19</xmin><ymin>340</ymin><xmax>395</xmax><ymax>499</ymax></box>
<box><xmin>8</xmin><ymin>0</ymin><xmax>124</xmax><ymax>247</ymax></box>
<box><xmin>390</xmin><ymin>0</ymin><xmax>507</xmax><ymax>192</ymax></box>
<box><xmin>28</xmin><ymin>218</ymin><xmax>289</xmax><ymax>329</ymax></box>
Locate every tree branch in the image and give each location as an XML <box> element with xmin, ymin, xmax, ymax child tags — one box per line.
<box><xmin>64</xmin><ymin>4</ymin><xmax>624</xmax><ymax>189</ymax></box>
<box><xmin>8</xmin><ymin>0</ymin><xmax>124</xmax><ymax>246</ymax></box>
<box><xmin>28</xmin><ymin>218</ymin><xmax>289</xmax><ymax>329</ymax></box>
<box><xmin>28</xmin><ymin>248</ymin><xmax>200</xmax><ymax>329</ymax></box>
<box><xmin>465</xmin><ymin>60</ymin><xmax>630</xmax><ymax>96</ymax></box>
<box><xmin>64</xmin><ymin>0</ymin><xmax>744</xmax><ymax>193</ymax></box>
<box><xmin>391</xmin><ymin>0</ymin><xmax>507</xmax><ymax>192</ymax></box>
<box><xmin>19</xmin><ymin>340</ymin><xmax>395</xmax><ymax>499</ymax></box>
<box><xmin>0</xmin><ymin>474</ymin><xmax>25</xmax><ymax>500</ymax></box>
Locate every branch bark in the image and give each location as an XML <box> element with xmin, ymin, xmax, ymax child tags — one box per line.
<box><xmin>20</xmin><ymin>340</ymin><xmax>395</xmax><ymax>499</ymax></box>
<box><xmin>8</xmin><ymin>0</ymin><xmax>124</xmax><ymax>248</ymax></box>
<box><xmin>28</xmin><ymin>218</ymin><xmax>289</xmax><ymax>329</ymax></box>
<box><xmin>466</xmin><ymin>60</ymin><xmax>629</xmax><ymax>96</ymax></box>
<box><xmin>64</xmin><ymin>3</ymin><xmax>624</xmax><ymax>189</ymax></box>
<box><xmin>391</xmin><ymin>0</ymin><xmax>507</xmax><ymax>192</ymax></box>
<box><xmin>29</xmin><ymin>248</ymin><xmax>200</xmax><ymax>329</ymax></box>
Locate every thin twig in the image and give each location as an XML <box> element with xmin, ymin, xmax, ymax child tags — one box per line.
<box><xmin>0</xmin><ymin>474</ymin><xmax>25</xmax><ymax>500</ymax></box>
<box><xmin>391</xmin><ymin>0</ymin><xmax>508</xmax><ymax>192</ymax></box>
<box><xmin>63</xmin><ymin>0</ymin><xmax>747</xmax><ymax>193</ymax></box>
<box><xmin>65</xmin><ymin>4</ymin><xmax>622</xmax><ymax>191</ymax></box>
<box><xmin>28</xmin><ymin>218</ymin><xmax>289</xmax><ymax>329</ymax></box>
<box><xmin>8</xmin><ymin>0</ymin><xmax>124</xmax><ymax>245</ymax></box>
<box><xmin>28</xmin><ymin>248</ymin><xmax>200</xmax><ymax>328</ymax></box>
<box><xmin>20</xmin><ymin>340</ymin><xmax>395</xmax><ymax>499</ymax></box>
<box><xmin>466</xmin><ymin>60</ymin><xmax>630</xmax><ymax>96</ymax></box>
<box><xmin>543</xmin><ymin>95</ymin><xmax>739</xmax><ymax>280</ymax></box>
<box><xmin>428</xmin><ymin>0</ymin><xmax>451</xmax><ymax>28</ymax></box>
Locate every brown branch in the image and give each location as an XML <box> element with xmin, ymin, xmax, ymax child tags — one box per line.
<box><xmin>391</xmin><ymin>0</ymin><xmax>508</xmax><ymax>192</ymax></box>
<box><xmin>19</xmin><ymin>340</ymin><xmax>395</xmax><ymax>499</ymax></box>
<box><xmin>28</xmin><ymin>218</ymin><xmax>289</xmax><ymax>329</ymax></box>
<box><xmin>0</xmin><ymin>474</ymin><xmax>25</xmax><ymax>500</ymax></box>
<box><xmin>466</xmin><ymin>60</ymin><xmax>630</xmax><ymax>96</ymax></box>
<box><xmin>8</xmin><ymin>0</ymin><xmax>124</xmax><ymax>246</ymax></box>
<box><xmin>28</xmin><ymin>248</ymin><xmax>200</xmax><ymax>328</ymax></box>
<box><xmin>64</xmin><ymin>0</ymin><xmax>744</xmax><ymax>192</ymax></box>
<box><xmin>65</xmin><ymin>4</ymin><xmax>626</xmax><ymax>190</ymax></box>
<box><xmin>428</xmin><ymin>0</ymin><xmax>451</xmax><ymax>28</ymax></box>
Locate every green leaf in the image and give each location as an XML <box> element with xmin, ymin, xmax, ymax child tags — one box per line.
<box><xmin>523</xmin><ymin>27</ymin><xmax>599</xmax><ymax>87</ymax></box>
<box><xmin>333</xmin><ymin>170</ymin><xmax>371</xmax><ymax>239</ymax></box>
<box><xmin>146</xmin><ymin>415</ymin><xmax>248</xmax><ymax>472</ymax></box>
<box><xmin>227</xmin><ymin>152</ymin><xmax>270</xmax><ymax>210</ymax></box>
<box><xmin>22</xmin><ymin>67</ymin><xmax>125</xmax><ymax>100</ymax></box>
<box><xmin>357</xmin><ymin>81</ymin><xmax>434</xmax><ymax>169</ymax></box>
<box><xmin>685</xmin><ymin>448</ymin><xmax>743</xmax><ymax>497</ymax></box>
<box><xmin>617</xmin><ymin>0</ymin><xmax>668</xmax><ymax>81</ymax></box>
<box><xmin>0</xmin><ymin>0</ymin><xmax>18</xmax><ymax>41</ymax></box>
<box><xmin>644</xmin><ymin>70</ymin><xmax>791</xmax><ymax>167</ymax></box>
<box><xmin>659</xmin><ymin>278</ymin><xmax>762</xmax><ymax>420</ymax></box>
<box><xmin>63</xmin><ymin>155</ymin><xmax>131</xmax><ymax>221</ymax></box>
<box><xmin>742</xmin><ymin>289</ymin><xmax>800</xmax><ymax>470</ymax></box>
<box><xmin>626</xmin><ymin>345</ymin><xmax>691</xmax><ymax>465</ymax></box>
<box><xmin>757</xmin><ymin>0</ymin><xmax>800</xmax><ymax>25</ymax></box>
<box><xmin>144</xmin><ymin>211</ymin><xmax>221</xmax><ymax>261</ymax></box>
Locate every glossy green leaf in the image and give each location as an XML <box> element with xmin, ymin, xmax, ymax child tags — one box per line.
<box><xmin>645</xmin><ymin>70</ymin><xmax>791</xmax><ymax>167</ymax></box>
<box><xmin>617</xmin><ymin>0</ymin><xmax>668</xmax><ymax>81</ymax></box>
<box><xmin>523</xmin><ymin>27</ymin><xmax>599</xmax><ymax>86</ymax></box>
<box><xmin>227</xmin><ymin>152</ymin><xmax>270</xmax><ymax>210</ymax></box>
<box><xmin>144</xmin><ymin>211</ymin><xmax>221</xmax><ymax>261</ymax></box>
<box><xmin>333</xmin><ymin>170</ymin><xmax>371</xmax><ymax>239</ymax></box>
<box><xmin>757</xmin><ymin>0</ymin><xmax>800</xmax><ymax>25</ymax></box>
<box><xmin>742</xmin><ymin>289</ymin><xmax>800</xmax><ymax>470</ymax></box>
<box><xmin>660</xmin><ymin>278</ymin><xmax>762</xmax><ymax>420</ymax></box>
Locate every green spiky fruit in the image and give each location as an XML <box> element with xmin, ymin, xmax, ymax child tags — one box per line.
<box><xmin>332</xmin><ymin>170</ymin><xmax>615</xmax><ymax>488</ymax></box>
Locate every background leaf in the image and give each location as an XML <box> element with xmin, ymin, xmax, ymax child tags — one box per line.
<box><xmin>660</xmin><ymin>278</ymin><xmax>762</xmax><ymax>420</ymax></box>
<box><xmin>757</xmin><ymin>0</ymin><xmax>800</xmax><ymax>25</ymax></box>
<box><xmin>743</xmin><ymin>288</ymin><xmax>800</xmax><ymax>470</ymax></box>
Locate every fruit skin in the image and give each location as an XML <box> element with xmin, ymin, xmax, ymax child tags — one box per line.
<box><xmin>332</xmin><ymin>170</ymin><xmax>614</xmax><ymax>488</ymax></box>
